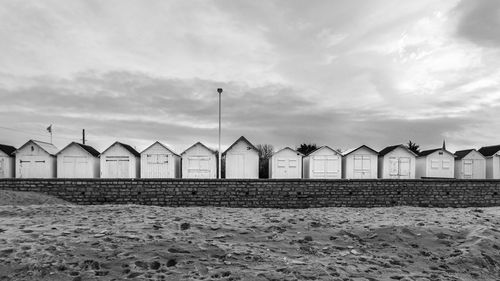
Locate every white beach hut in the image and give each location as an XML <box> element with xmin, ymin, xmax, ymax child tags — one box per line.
<box><xmin>416</xmin><ymin>148</ymin><xmax>455</xmax><ymax>179</ymax></box>
<box><xmin>15</xmin><ymin>140</ymin><xmax>58</xmax><ymax>178</ymax></box>
<box><xmin>181</xmin><ymin>142</ymin><xmax>217</xmax><ymax>179</ymax></box>
<box><xmin>378</xmin><ymin>144</ymin><xmax>417</xmax><ymax>179</ymax></box>
<box><xmin>140</xmin><ymin>141</ymin><xmax>180</xmax><ymax>178</ymax></box>
<box><xmin>303</xmin><ymin>146</ymin><xmax>342</xmax><ymax>179</ymax></box>
<box><xmin>478</xmin><ymin>145</ymin><xmax>500</xmax><ymax>179</ymax></box>
<box><xmin>223</xmin><ymin>136</ymin><xmax>259</xmax><ymax>179</ymax></box>
<box><xmin>0</xmin><ymin>144</ymin><xmax>16</xmax><ymax>178</ymax></box>
<box><xmin>100</xmin><ymin>142</ymin><xmax>140</xmax><ymax>178</ymax></box>
<box><xmin>342</xmin><ymin>145</ymin><xmax>378</xmax><ymax>179</ymax></box>
<box><xmin>269</xmin><ymin>147</ymin><xmax>303</xmax><ymax>179</ymax></box>
<box><xmin>454</xmin><ymin>149</ymin><xmax>486</xmax><ymax>179</ymax></box>
<box><xmin>56</xmin><ymin>142</ymin><xmax>100</xmax><ymax>178</ymax></box>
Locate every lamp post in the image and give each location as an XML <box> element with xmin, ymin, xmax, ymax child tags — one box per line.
<box><xmin>217</xmin><ymin>88</ymin><xmax>223</xmax><ymax>179</ymax></box>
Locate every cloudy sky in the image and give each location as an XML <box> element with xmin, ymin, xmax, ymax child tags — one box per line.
<box><xmin>1</xmin><ymin>0</ymin><xmax>499</xmax><ymax>153</ymax></box>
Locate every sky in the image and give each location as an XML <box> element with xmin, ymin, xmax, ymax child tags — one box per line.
<box><xmin>0</xmin><ymin>0</ymin><xmax>499</xmax><ymax>153</ymax></box>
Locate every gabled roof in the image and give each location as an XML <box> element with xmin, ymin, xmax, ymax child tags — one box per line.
<box><xmin>418</xmin><ymin>148</ymin><xmax>453</xmax><ymax>157</ymax></box>
<box><xmin>342</xmin><ymin>145</ymin><xmax>378</xmax><ymax>156</ymax></box>
<box><xmin>378</xmin><ymin>144</ymin><xmax>417</xmax><ymax>157</ymax></box>
<box><xmin>181</xmin><ymin>142</ymin><xmax>217</xmax><ymax>155</ymax></box>
<box><xmin>222</xmin><ymin>136</ymin><xmax>258</xmax><ymax>155</ymax></box>
<box><xmin>0</xmin><ymin>144</ymin><xmax>16</xmax><ymax>156</ymax></box>
<box><xmin>100</xmin><ymin>141</ymin><xmax>140</xmax><ymax>157</ymax></box>
<box><xmin>141</xmin><ymin>141</ymin><xmax>179</xmax><ymax>157</ymax></box>
<box><xmin>15</xmin><ymin>140</ymin><xmax>58</xmax><ymax>156</ymax></box>
<box><xmin>454</xmin><ymin>149</ymin><xmax>476</xmax><ymax>160</ymax></box>
<box><xmin>478</xmin><ymin>145</ymin><xmax>500</xmax><ymax>157</ymax></box>
<box><xmin>305</xmin><ymin>146</ymin><xmax>341</xmax><ymax>157</ymax></box>
<box><xmin>272</xmin><ymin>147</ymin><xmax>304</xmax><ymax>157</ymax></box>
<box><xmin>56</xmin><ymin>142</ymin><xmax>100</xmax><ymax>157</ymax></box>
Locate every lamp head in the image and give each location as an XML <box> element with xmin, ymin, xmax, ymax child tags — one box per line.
<box><xmin>217</xmin><ymin>88</ymin><xmax>223</xmax><ymax>94</ymax></box>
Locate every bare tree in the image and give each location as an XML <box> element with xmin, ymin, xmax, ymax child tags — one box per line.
<box><xmin>256</xmin><ymin>144</ymin><xmax>274</xmax><ymax>178</ymax></box>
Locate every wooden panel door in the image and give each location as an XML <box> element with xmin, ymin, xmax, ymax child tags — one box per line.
<box><xmin>399</xmin><ymin>157</ymin><xmax>411</xmax><ymax>179</ymax></box>
<box><xmin>463</xmin><ymin>160</ymin><xmax>473</xmax><ymax>179</ymax></box>
<box><xmin>106</xmin><ymin>156</ymin><xmax>130</xmax><ymax>178</ymax></box>
<box><xmin>0</xmin><ymin>157</ymin><xmax>4</xmax><ymax>178</ymax></box>
<box><xmin>187</xmin><ymin>156</ymin><xmax>210</xmax><ymax>178</ymax></box>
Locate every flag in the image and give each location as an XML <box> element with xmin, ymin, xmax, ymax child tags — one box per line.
<box><xmin>47</xmin><ymin>125</ymin><xmax>52</xmax><ymax>133</ymax></box>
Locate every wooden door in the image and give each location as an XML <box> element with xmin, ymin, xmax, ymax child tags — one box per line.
<box><xmin>106</xmin><ymin>156</ymin><xmax>130</xmax><ymax>178</ymax></box>
<box><xmin>145</xmin><ymin>154</ymin><xmax>169</xmax><ymax>178</ymax></box>
<box><xmin>399</xmin><ymin>157</ymin><xmax>411</xmax><ymax>178</ymax></box>
<box><xmin>187</xmin><ymin>156</ymin><xmax>210</xmax><ymax>178</ymax></box>
<box><xmin>0</xmin><ymin>157</ymin><xmax>4</xmax><ymax>178</ymax></box>
<box><xmin>354</xmin><ymin>155</ymin><xmax>371</xmax><ymax>178</ymax></box>
<box><xmin>463</xmin><ymin>160</ymin><xmax>473</xmax><ymax>179</ymax></box>
<box><xmin>63</xmin><ymin>156</ymin><xmax>88</xmax><ymax>178</ymax></box>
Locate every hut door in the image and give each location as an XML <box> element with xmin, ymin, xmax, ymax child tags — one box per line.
<box><xmin>146</xmin><ymin>154</ymin><xmax>169</xmax><ymax>178</ymax></box>
<box><xmin>463</xmin><ymin>160</ymin><xmax>473</xmax><ymax>179</ymax></box>
<box><xmin>229</xmin><ymin>154</ymin><xmax>245</xmax><ymax>178</ymax></box>
<box><xmin>0</xmin><ymin>158</ymin><xmax>4</xmax><ymax>177</ymax></box>
<box><xmin>388</xmin><ymin>157</ymin><xmax>399</xmax><ymax>178</ymax></box>
<box><xmin>312</xmin><ymin>156</ymin><xmax>326</xmax><ymax>178</ymax></box>
<box><xmin>313</xmin><ymin>156</ymin><xmax>339</xmax><ymax>178</ymax></box>
<box><xmin>106</xmin><ymin>156</ymin><xmax>130</xmax><ymax>178</ymax></box>
<box><xmin>188</xmin><ymin>156</ymin><xmax>210</xmax><ymax>178</ymax></box>
<box><xmin>399</xmin><ymin>158</ymin><xmax>410</xmax><ymax>178</ymax></box>
<box><xmin>354</xmin><ymin>155</ymin><xmax>371</xmax><ymax>179</ymax></box>
<box><xmin>63</xmin><ymin>156</ymin><xmax>88</xmax><ymax>178</ymax></box>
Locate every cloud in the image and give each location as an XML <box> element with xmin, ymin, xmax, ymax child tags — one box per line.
<box><xmin>1</xmin><ymin>70</ymin><xmax>498</xmax><ymax>154</ymax></box>
<box><xmin>455</xmin><ymin>0</ymin><xmax>500</xmax><ymax>47</ymax></box>
<box><xmin>1</xmin><ymin>1</ymin><xmax>500</xmax><ymax>154</ymax></box>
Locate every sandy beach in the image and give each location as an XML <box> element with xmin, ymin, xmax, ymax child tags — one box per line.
<box><xmin>1</xmin><ymin>191</ymin><xmax>500</xmax><ymax>281</ymax></box>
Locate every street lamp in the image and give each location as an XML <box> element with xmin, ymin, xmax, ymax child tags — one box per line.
<box><xmin>217</xmin><ymin>88</ymin><xmax>223</xmax><ymax>179</ymax></box>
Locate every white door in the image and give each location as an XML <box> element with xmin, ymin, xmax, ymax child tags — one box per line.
<box><xmin>20</xmin><ymin>157</ymin><xmax>46</xmax><ymax>178</ymax></box>
<box><xmin>187</xmin><ymin>156</ymin><xmax>211</xmax><ymax>178</ymax></box>
<box><xmin>388</xmin><ymin>157</ymin><xmax>399</xmax><ymax>178</ymax></box>
<box><xmin>354</xmin><ymin>155</ymin><xmax>371</xmax><ymax>179</ymax></box>
<box><xmin>0</xmin><ymin>157</ymin><xmax>5</xmax><ymax>178</ymax></box>
<box><xmin>145</xmin><ymin>154</ymin><xmax>169</xmax><ymax>178</ymax></box>
<box><xmin>276</xmin><ymin>158</ymin><xmax>299</xmax><ymax>178</ymax></box>
<box><xmin>463</xmin><ymin>160</ymin><xmax>473</xmax><ymax>179</ymax></box>
<box><xmin>312</xmin><ymin>155</ymin><xmax>339</xmax><ymax>178</ymax></box>
<box><xmin>399</xmin><ymin>157</ymin><xmax>411</xmax><ymax>179</ymax></box>
<box><xmin>106</xmin><ymin>156</ymin><xmax>130</xmax><ymax>178</ymax></box>
<box><xmin>63</xmin><ymin>156</ymin><xmax>89</xmax><ymax>178</ymax></box>
<box><xmin>228</xmin><ymin>154</ymin><xmax>245</xmax><ymax>178</ymax></box>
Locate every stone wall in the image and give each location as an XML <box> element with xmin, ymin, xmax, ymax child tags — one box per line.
<box><xmin>1</xmin><ymin>179</ymin><xmax>499</xmax><ymax>208</ymax></box>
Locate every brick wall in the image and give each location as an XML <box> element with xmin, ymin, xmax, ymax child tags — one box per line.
<box><xmin>1</xmin><ymin>179</ymin><xmax>499</xmax><ymax>208</ymax></box>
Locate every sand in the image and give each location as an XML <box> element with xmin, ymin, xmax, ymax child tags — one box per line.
<box><xmin>0</xmin><ymin>192</ymin><xmax>500</xmax><ymax>280</ymax></box>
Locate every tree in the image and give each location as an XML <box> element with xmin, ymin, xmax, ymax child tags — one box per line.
<box><xmin>256</xmin><ymin>144</ymin><xmax>274</xmax><ymax>178</ymax></box>
<box><xmin>296</xmin><ymin>143</ymin><xmax>318</xmax><ymax>155</ymax></box>
<box><xmin>407</xmin><ymin>140</ymin><xmax>420</xmax><ymax>155</ymax></box>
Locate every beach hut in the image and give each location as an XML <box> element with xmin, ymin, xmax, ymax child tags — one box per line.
<box><xmin>0</xmin><ymin>144</ymin><xmax>16</xmax><ymax>178</ymax></box>
<box><xmin>15</xmin><ymin>140</ymin><xmax>58</xmax><ymax>178</ymax></box>
<box><xmin>342</xmin><ymin>145</ymin><xmax>378</xmax><ymax>179</ymax></box>
<box><xmin>223</xmin><ymin>136</ymin><xmax>259</xmax><ymax>179</ymax></box>
<box><xmin>269</xmin><ymin>147</ymin><xmax>303</xmax><ymax>179</ymax></box>
<box><xmin>181</xmin><ymin>142</ymin><xmax>217</xmax><ymax>178</ymax></box>
<box><xmin>56</xmin><ymin>142</ymin><xmax>100</xmax><ymax>178</ymax></box>
<box><xmin>303</xmin><ymin>146</ymin><xmax>342</xmax><ymax>179</ymax></box>
<box><xmin>100</xmin><ymin>142</ymin><xmax>140</xmax><ymax>178</ymax></box>
<box><xmin>478</xmin><ymin>145</ymin><xmax>500</xmax><ymax>179</ymax></box>
<box><xmin>454</xmin><ymin>149</ymin><xmax>486</xmax><ymax>179</ymax></box>
<box><xmin>140</xmin><ymin>141</ymin><xmax>180</xmax><ymax>178</ymax></box>
<box><xmin>416</xmin><ymin>148</ymin><xmax>455</xmax><ymax>179</ymax></box>
<box><xmin>378</xmin><ymin>144</ymin><xmax>417</xmax><ymax>179</ymax></box>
